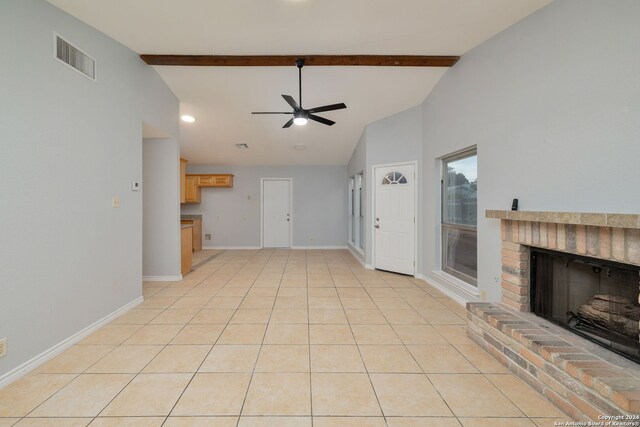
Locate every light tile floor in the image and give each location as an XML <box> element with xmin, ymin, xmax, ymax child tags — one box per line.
<box><xmin>0</xmin><ymin>250</ymin><xmax>568</xmax><ymax>426</ymax></box>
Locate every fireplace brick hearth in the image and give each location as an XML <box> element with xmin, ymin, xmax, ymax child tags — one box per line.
<box><xmin>473</xmin><ymin>210</ymin><xmax>640</xmax><ymax>420</ymax></box>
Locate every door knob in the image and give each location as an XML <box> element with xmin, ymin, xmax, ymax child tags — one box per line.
<box><xmin>375</xmin><ymin>225</ymin><xmax>380</xmax><ymax>229</ymax></box>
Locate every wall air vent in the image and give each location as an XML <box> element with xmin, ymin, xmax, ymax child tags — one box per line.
<box><xmin>235</xmin><ymin>143</ymin><xmax>249</xmax><ymax>149</ymax></box>
<box><xmin>54</xmin><ymin>33</ymin><xmax>96</xmax><ymax>81</ymax></box>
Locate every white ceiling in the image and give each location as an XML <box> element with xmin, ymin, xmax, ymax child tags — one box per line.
<box><xmin>47</xmin><ymin>0</ymin><xmax>551</xmax><ymax>165</ymax></box>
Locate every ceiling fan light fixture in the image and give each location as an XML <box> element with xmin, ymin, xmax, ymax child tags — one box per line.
<box><xmin>293</xmin><ymin>110</ymin><xmax>308</xmax><ymax>126</ymax></box>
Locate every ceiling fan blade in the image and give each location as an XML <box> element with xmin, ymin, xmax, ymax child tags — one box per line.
<box><xmin>282</xmin><ymin>118</ymin><xmax>295</xmax><ymax>128</ymax></box>
<box><xmin>307</xmin><ymin>103</ymin><xmax>347</xmax><ymax>114</ymax></box>
<box><xmin>282</xmin><ymin>94</ymin><xmax>300</xmax><ymax>110</ymax></box>
<box><xmin>308</xmin><ymin>114</ymin><xmax>335</xmax><ymax>126</ymax></box>
<box><xmin>252</xmin><ymin>112</ymin><xmax>292</xmax><ymax>114</ymax></box>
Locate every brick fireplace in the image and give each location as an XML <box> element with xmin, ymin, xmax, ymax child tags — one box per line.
<box><xmin>467</xmin><ymin>211</ymin><xmax>640</xmax><ymax>420</ymax></box>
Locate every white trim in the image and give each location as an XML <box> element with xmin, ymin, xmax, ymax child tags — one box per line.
<box><xmin>348</xmin><ymin>244</ymin><xmax>373</xmax><ymax>269</ymax></box>
<box><xmin>431</xmin><ymin>270</ymin><xmax>480</xmax><ymax>297</ymax></box>
<box><xmin>371</xmin><ymin>160</ymin><xmax>419</xmax><ymax>276</ymax></box>
<box><xmin>203</xmin><ymin>246</ymin><xmax>261</xmax><ymax>250</ymax></box>
<box><xmin>415</xmin><ymin>274</ymin><xmax>470</xmax><ymax>306</ymax></box>
<box><xmin>291</xmin><ymin>245</ymin><xmax>347</xmax><ymax>250</ymax></box>
<box><xmin>0</xmin><ymin>296</ymin><xmax>143</xmax><ymax>390</ymax></box>
<box><xmin>260</xmin><ymin>178</ymin><xmax>293</xmax><ymax>248</ymax></box>
<box><xmin>142</xmin><ymin>275</ymin><xmax>182</xmax><ymax>282</ymax></box>
<box><xmin>347</xmin><ymin>241</ymin><xmax>364</xmax><ymax>257</ymax></box>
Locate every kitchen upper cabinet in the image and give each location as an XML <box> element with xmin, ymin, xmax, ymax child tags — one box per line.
<box><xmin>184</xmin><ymin>175</ymin><xmax>201</xmax><ymax>204</ymax></box>
<box><xmin>180</xmin><ymin>167</ymin><xmax>234</xmax><ymax>204</ymax></box>
<box><xmin>197</xmin><ymin>174</ymin><xmax>233</xmax><ymax>188</ymax></box>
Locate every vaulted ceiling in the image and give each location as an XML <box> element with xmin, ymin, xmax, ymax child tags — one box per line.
<box><xmin>47</xmin><ymin>0</ymin><xmax>551</xmax><ymax>165</ymax></box>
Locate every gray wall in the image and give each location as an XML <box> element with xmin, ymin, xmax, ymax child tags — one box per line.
<box><xmin>143</xmin><ymin>139</ymin><xmax>181</xmax><ymax>278</ymax></box>
<box><xmin>421</xmin><ymin>0</ymin><xmax>640</xmax><ymax>302</ymax></box>
<box><xmin>182</xmin><ymin>166</ymin><xmax>348</xmax><ymax>248</ymax></box>
<box><xmin>0</xmin><ymin>0</ymin><xmax>178</xmax><ymax>378</ymax></box>
<box><xmin>349</xmin><ymin>0</ymin><xmax>640</xmax><ymax>303</ymax></box>
<box><xmin>347</xmin><ymin>106</ymin><xmax>423</xmax><ymax>265</ymax></box>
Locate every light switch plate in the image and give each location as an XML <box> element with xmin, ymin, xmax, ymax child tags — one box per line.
<box><xmin>131</xmin><ymin>181</ymin><xmax>140</xmax><ymax>191</ymax></box>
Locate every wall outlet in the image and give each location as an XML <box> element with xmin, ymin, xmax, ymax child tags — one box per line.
<box><xmin>205</xmin><ymin>234</ymin><xmax>211</xmax><ymax>240</ymax></box>
<box><xmin>0</xmin><ymin>337</ymin><xmax>7</xmax><ymax>358</ymax></box>
<box><xmin>112</xmin><ymin>196</ymin><xmax>120</xmax><ymax>208</ymax></box>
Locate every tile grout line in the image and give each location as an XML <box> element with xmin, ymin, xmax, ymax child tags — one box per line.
<box><xmin>336</xmin><ymin>259</ymin><xmax>389</xmax><ymax>426</ymax></box>
<box><xmin>234</xmin><ymin>249</ymin><xmax>283</xmax><ymax>427</ymax></box>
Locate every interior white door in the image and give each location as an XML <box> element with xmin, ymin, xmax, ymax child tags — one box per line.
<box><xmin>263</xmin><ymin>179</ymin><xmax>291</xmax><ymax>248</ymax></box>
<box><xmin>374</xmin><ymin>164</ymin><xmax>415</xmax><ymax>275</ymax></box>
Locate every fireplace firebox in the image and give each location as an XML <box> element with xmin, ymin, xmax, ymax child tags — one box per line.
<box><xmin>531</xmin><ymin>248</ymin><xmax>640</xmax><ymax>363</ymax></box>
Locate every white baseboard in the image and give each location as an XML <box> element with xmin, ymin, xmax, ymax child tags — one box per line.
<box><xmin>347</xmin><ymin>245</ymin><xmax>373</xmax><ymax>269</ymax></box>
<box><xmin>291</xmin><ymin>246</ymin><xmax>348</xmax><ymax>250</ymax></box>
<box><xmin>0</xmin><ymin>296</ymin><xmax>143</xmax><ymax>390</ymax></box>
<box><xmin>203</xmin><ymin>246</ymin><xmax>261</xmax><ymax>250</ymax></box>
<box><xmin>414</xmin><ymin>273</ymin><xmax>476</xmax><ymax>306</ymax></box>
<box><xmin>142</xmin><ymin>275</ymin><xmax>182</xmax><ymax>282</ymax></box>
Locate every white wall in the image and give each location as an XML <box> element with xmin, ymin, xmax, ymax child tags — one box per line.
<box><xmin>181</xmin><ymin>165</ymin><xmax>348</xmax><ymax>248</ymax></box>
<box><xmin>0</xmin><ymin>0</ymin><xmax>178</xmax><ymax>379</ymax></box>
<box><xmin>143</xmin><ymin>138</ymin><xmax>181</xmax><ymax>279</ymax></box>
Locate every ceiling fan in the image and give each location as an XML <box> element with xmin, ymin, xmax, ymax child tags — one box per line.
<box><xmin>252</xmin><ymin>59</ymin><xmax>347</xmax><ymax>128</ymax></box>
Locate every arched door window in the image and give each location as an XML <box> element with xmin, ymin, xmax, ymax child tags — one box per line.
<box><xmin>382</xmin><ymin>171</ymin><xmax>408</xmax><ymax>185</ymax></box>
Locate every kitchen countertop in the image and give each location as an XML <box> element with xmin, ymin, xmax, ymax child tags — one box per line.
<box><xmin>181</xmin><ymin>214</ymin><xmax>202</xmax><ymax>220</ymax></box>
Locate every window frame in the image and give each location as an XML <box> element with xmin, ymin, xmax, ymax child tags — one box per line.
<box><xmin>348</xmin><ymin>176</ymin><xmax>355</xmax><ymax>246</ymax></box>
<box><xmin>357</xmin><ymin>172</ymin><xmax>364</xmax><ymax>250</ymax></box>
<box><xmin>441</xmin><ymin>148</ymin><xmax>478</xmax><ymax>286</ymax></box>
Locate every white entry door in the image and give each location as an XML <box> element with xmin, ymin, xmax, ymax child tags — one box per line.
<box><xmin>374</xmin><ymin>163</ymin><xmax>415</xmax><ymax>275</ymax></box>
<box><xmin>262</xmin><ymin>179</ymin><xmax>291</xmax><ymax>248</ymax></box>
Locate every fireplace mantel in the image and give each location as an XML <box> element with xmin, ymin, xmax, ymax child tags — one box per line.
<box><xmin>486</xmin><ymin>210</ymin><xmax>640</xmax><ymax>229</ymax></box>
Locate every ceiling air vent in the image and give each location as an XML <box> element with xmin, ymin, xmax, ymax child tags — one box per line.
<box><xmin>54</xmin><ymin>33</ymin><xmax>96</xmax><ymax>81</ymax></box>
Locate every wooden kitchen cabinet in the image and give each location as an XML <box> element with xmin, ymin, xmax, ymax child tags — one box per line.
<box><xmin>184</xmin><ymin>175</ymin><xmax>201</xmax><ymax>204</ymax></box>
<box><xmin>181</xmin><ymin>218</ymin><xmax>202</xmax><ymax>252</ymax></box>
<box><xmin>181</xmin><ymin>226</ymin><xmax>193</xmax><ymax>275</ymax></box>
<box><xmin>181</xmin><ymin>172</ymin><xmax>233</xmax><ymax>204</ymax></box>
<box><xmin>197</xmin><ymin>174</ymin><xmax>233</xmax><ymax>188</ymax></box>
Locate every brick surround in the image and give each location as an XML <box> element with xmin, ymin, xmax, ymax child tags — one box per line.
<box><xmin>484</xmin><ymin>210</ymin><xmax>640</xmax><ymax>311</ymax></box>
<box><xmin>472</xmin><ymin>210</ymin><xmax>640</xmax><ymax>420</ymax></box>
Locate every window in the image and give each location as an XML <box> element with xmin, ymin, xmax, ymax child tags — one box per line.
<box><xmin>357</xmin><ymin>172</ymin><xmax>364</xmax><ymax>250</ymax></box>
<box><xmin>442</xmin><ymin>149</ymin><xmax>477</xmax><ymax>286</ymax></box>
<box><xmin>349</xmin><ymin>177</ymin><xmax>355</xmax><ymax>245</ymax></box>
<box><xmin>348</xmin><ymin>172</ymin><xmax>364</xmax><ymax>251</ymax></box>
<box><xmin>382</xmin><ymin>171</ymin><xmax>408</xmax><ymax>185</ymax></box>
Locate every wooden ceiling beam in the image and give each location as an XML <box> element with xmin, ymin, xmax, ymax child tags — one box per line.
<box><xmin>139</xmin><ymin>55</ymin><xmax>459</xmax><ymax>67</ymax></box>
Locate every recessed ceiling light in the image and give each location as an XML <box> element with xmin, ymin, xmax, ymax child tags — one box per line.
<box><xmin>181</xmin><ymin>115</ymin><xmax>196</xmax><ymax>123</ymax></box>
<box><xmin>294</xmin><ymin>144</ymin><xmax>307</xmax><ymax>150</ymax></box>
<box><xmin>235</xmin><ymin>143</ymin><xmax>249</xmax><ymax>149</ymax></box>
